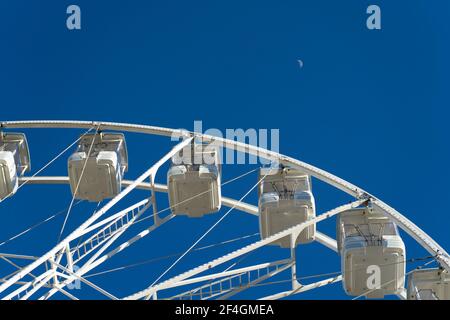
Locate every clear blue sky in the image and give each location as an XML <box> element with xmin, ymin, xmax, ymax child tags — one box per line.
<box><xmin>0</xmin><ymin>1</ymin><xmax>449</xmax><ymax>299</ymax></box>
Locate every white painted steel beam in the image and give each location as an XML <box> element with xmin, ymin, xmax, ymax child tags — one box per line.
<box><xmin>0</xmin><ymin>138</ymin><xmax>193</xmax><ymax>298</ymax></box>
<box><xmin>125</xmin><ymin>200</ymin><xmax>364</xmax><ymax>300</ymax></box>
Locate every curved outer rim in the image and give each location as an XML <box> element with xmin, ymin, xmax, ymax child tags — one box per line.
<box><xmin>2</xmin><ymin>120</ymin><xmax>449</xmax><ymax>272</ymax></box>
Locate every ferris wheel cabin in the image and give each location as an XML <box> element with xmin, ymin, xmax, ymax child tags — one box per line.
<box><xmin>68</xmin><ymin>132</ymin><xmax>128</xmax><ymax>202</ymax></box>
<box><xmin>407</xmin><ymin>268</ymin><xmax>450</xmax><ymax>300</ymax></box>
<box><xmin>0</xmin><ymin>132</ymin><xmax>31</xmax><ymax>200</ymax></box>
<box><xmin>337</xmin><ymin>207</ymin><xmax>406</xmax><ymax>298</ymax></box>
<box><xmin>258</xmin><ymin>166</ymin><xmax>316</xmax><ymax>248</ymax></box>
<box><xmin>167</xmin><ymin>142</ymin><xmax>222</xmax><ymax>217</ymax></box>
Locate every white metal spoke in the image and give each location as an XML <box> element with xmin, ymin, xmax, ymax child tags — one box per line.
<box><xmin>125</xmin><ymin>200</ymin><xmax>364</xmax><ymax>300</ymax></box>
<box><xmin>169</xmin><ymin>260</ymin><xmax>294</xmax><ymax>300</ymax></box>
<box><xmin>259</xmin><ymin>275</ymin><xmax>343</xmax><ymax>300</ymax></box>
<box><xmin>4</xmin><ymin>269</ymin><xmax>55</xmax><ymax>300</ymax></box>
<box><xmin>39</xmin><ymin>212</ymin><xmax>175</xmax><ymax>300</ymax></box>
<box><xmin>0</xmin><ymin>137</ymin><xmax>193</xmax><ymax>298</ymax></box>
<box><xmin>52</xmin><ymin>264</ymin><xmax>118</xmax><ymax>300</ymax></box>
<box><xmin>314</xmin><ymin>232</ymin><xmax>338</xmax><ymax>252</ymax></box>
<box><xmin>217</xmin><ymin>262</ymin><xmax>294</xmax><ymax>300</ymax></box>
<box><xmin>148</xmin><ymin>170</ymin><xmax>271</xmax><ymax>291</ymax></box>
<box><xmin>70</xmin><ymin>201</ymin><xmax>150</xmax><ymax>264</ymax></box>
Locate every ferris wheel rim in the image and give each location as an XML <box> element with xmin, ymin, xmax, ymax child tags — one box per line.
<box><xmin>0</xmin><ymin>119</ymin><xmax>449</xmax><ymax>300</ymax></box>
<box><xmin>2</xmin><ymin>119</ymin><xmax>449</xmax><ymax>271</ymax></box>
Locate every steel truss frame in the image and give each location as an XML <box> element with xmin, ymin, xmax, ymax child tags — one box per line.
<box><xmin>0</xmin><ymin>120</ymin><xmax>447</xmax><ymax>300</ymax></box>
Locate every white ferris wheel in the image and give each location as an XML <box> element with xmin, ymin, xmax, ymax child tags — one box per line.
<box><xmin>0</xmin><ymin>120</ymin><xmax>449</xmax><ymax>300</ymax></box>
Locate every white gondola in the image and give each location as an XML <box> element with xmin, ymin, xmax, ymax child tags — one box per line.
<box><xmin>407</xmin><ymin>268</ymin><xmax>450</xmax><ymax>300</ymax></box>
<box><xmin>258</xmin><ymin>166</ymin><xmax>316</xmax><ymax>248</ymax></box>
<box><xmin>68</xmin><ymin>132</ymin><xmax>128</xmax><ymax>202</ymax></box>
<box><xmin>337</xmin><ymin>207</ymin><xmax>406</xmax><ymax>298</ymax></box>
<box><xmin>168</xmin><ymin>143</ymin><xmax>221</xmax><ymax>217</ymax></box>
<box><xmin>0</xmin><ymin>132</ymin><xmax>31</xmax><ymax>200</ymax></box>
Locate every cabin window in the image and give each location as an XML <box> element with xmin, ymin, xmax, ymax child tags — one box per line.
<box><xmin>343</xmin><ymin>222</ymin><xmax>398</xmax><ymax>243</ymax></box>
